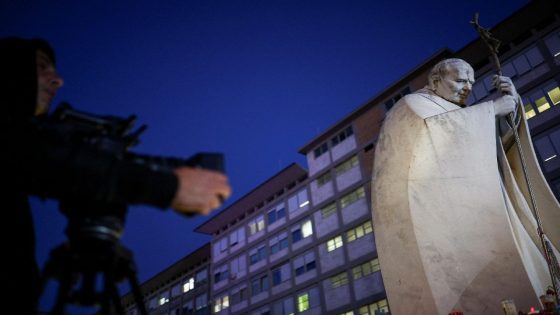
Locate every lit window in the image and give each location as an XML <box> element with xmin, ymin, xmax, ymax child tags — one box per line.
<box><xmin>535</xmin><ymin>96</ymin><xmax>551</xmax><ymax>113</ymax></box>
<box><xmin>524</xmin><ymin>103</ymin><xmax>536</xmax><ymax>119</ymax></box>
<box><xmin>317</xmin><ymin>172</ymin><xmax>332</xmax><ymax>186</ymax></box>
<box><xmin>302</xmin><ymin>220</ymin><xmax>313</xmax><ymax>237</ymax></box>
<box><xmin>335</xmin><ymin>155</ymin><xmax>359</xmax><ymax>176</ymax></box>
<box><xmin>359</xmin><ymin>299</ymin><xmax>389</xmax><ymax>315</ymax></box>
<box><xmin>321</xmin><ymin>202</ymin><xmax>337</xmax><ymax>218</ymax></box>
<box><xmin>183</xmin><ymin>277</ymin><xmax>195</xmax><ymax>293</ymax></box>
<box><xmin>340</xmin><ymin>187</ymin><xmax>365</xmax><ymax>208</ymax></box>
<box><xmin>525</xmin><ymin>82</ymin><xmax>560</xmax><ymax>117</ymax></box>
<box><xmin>297</xmin><ymin>293</ymin><xmax>309</xmax><ymax>312</ymax></box>
<box><xmin>347</xmin><ymin>221</ymin><xmax>373</xmax><ymax>242</ymax></box>
<box><xmin>330</xmin><ymin>272</ymin><xmax>349</xmax><ymax>288</ymax></box>
<box><xmin>248</xmin><ymin>215</ymin><xmax>265</xmax><ymax>235</ymax></box>
<box><xmin>353</xmin><ymin>258</ymin><xmax>381</xmax><ymax>280</ymax></box>
<box><xmin>547</xmin><ymin>87</ymin><xmax>560</xmax><ymax>106</ymax></box>
<box><xmin>288</xmin><ymin>189</ymin><xmax>310</xmax><ymax>212</ymax></box>
<box><xmin>326</xmin><ymin>235</ymin><xmax>343</xmax><ymax>252</ymax></box>
<box><xmin>213</xmin><ymin>295</ymin><xmax>229</xmax><ymax>313</ymax></box>
<box><xmin>292</xmin><ymin>219</ymin><xmax>313</xmax><ymax>243</ymax></box>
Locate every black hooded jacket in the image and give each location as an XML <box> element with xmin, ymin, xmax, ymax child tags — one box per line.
<box><xmin>0</xmin><ymin>37</ymin><xmax>178</xmax><ymax>312</ymax></box>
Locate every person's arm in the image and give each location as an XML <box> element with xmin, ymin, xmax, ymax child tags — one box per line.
<box><xmin>19</xmin><ymin>122</ymin><xmax>230</xmax><ymax>214</ymax></box>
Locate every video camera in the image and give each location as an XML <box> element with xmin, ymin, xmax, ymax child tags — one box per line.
<box><xmin>39</xmin><ymin>103</ymin><xmax>224</xmax><ymax>315</ymax></box>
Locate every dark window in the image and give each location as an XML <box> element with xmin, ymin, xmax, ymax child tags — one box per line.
<box><xmin>313</xmin><ymin>143</ymin><xmax>328</xmax><ymax>158</ymax></box>
<box><xmin>272</xmin><ymin>268</ymin><xmax>282</xmax><ymax>285</ymax></box>
<box><xmin>292</xmin><ymin>229</ymin><xmax>302</xmax><ymax>242</ymax></box>
<box><xmin>332</xmin><ymin>126</ymin><xmax>354</xmax><ymax>146</ymax></box>
<box><xmin>268</xmin><ymin>207</ymin><xmax>286</xmax><ymax>224</ymax></box>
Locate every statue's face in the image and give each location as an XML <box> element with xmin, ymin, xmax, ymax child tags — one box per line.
<box><xmin>435</xmin><ymin>62</ymin><xmax>474</xmax><ymax>106</ymax></box>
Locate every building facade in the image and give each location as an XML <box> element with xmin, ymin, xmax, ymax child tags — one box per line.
<box><xmin>123</xmin><ymin>2</ymin><xmax>560</xmax><ymax>315</ymax></box>
<box><xmin>195</xmin><ymin>161</ymin><xmax>386</xmax><ymax>315</ymax></box>
<box><xmin>121</xmin><ymin>244</ymin><xmax>212</xmax><ymax>315</ymax></box>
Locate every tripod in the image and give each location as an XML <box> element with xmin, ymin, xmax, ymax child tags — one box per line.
<box><xmin>40</xmin><ymin>214</ymin><xmax>148</xmax><ymax>315</ymax></box>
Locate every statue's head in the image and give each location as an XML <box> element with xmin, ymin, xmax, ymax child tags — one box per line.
<box><xmin>428</xmin><ymin>58</ymin><xmax>474</xmax><ymax>106</ymax></box>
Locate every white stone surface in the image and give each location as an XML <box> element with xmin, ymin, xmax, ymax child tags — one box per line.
<box><xmin>372</xmin><ymin>59</ymin><xmax>560</xmax><ymax>315</ymax></box>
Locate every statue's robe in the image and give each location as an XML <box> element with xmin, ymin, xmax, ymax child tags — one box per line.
<box><xmin>372</xmin><ymin>88</ymin><xmax>560</xmax><ymax>315</ymax></box>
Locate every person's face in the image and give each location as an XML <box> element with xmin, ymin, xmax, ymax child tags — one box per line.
<box><xmin>36</xmin><ymin>50</ymin><xmax>63</xmax><ymax>115</ymax></box>
<box><xmin>435</xmin><ymin>62</ymin><xmax>474</xmax><ymax>106</ymax></box>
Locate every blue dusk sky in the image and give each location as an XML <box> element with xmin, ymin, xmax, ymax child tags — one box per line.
<box><xmin>1</xmin><ymin>0</ymin><xmax>529</xmax><ymax>312</ymax></box>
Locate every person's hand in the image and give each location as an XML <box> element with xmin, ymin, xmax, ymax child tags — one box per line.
<box><xmin>493</xmin><ymin>75</ymin><xmax>518</xmax><ymax>98</ymax></box>
<box><xmin>493</xmin><ymin>95</ymin><xmax>517</xmax><ymax>117</ymax></box>
<box><xmin>170</xmin><ymin>167</ymin><xmax>231</xmax><ymax>215</ymax></box>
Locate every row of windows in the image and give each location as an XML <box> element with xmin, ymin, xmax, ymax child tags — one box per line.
<box><xmin>544</xmin><ymin>30</ymin><xmax>560</xmax><ymax>59</ymax></box>
<box><xmin>216</xmin><ymin>250</ymin><xmax>316</xmax><ymax>309</ymax></box>
<box><xmin>147</xmin><ymin>269</ymin><xmax>208</xmax><ymax>309</ymax></box>
<box><xmin>183</xmin><ymin>294</ymin><xmax>209</xmax><ymax>314</ymax></box>
<box><xmin>534</xmin><ymin>126</ymin><xmax>560</xmax><ymax>173</ymax></box>
<box><xmin>326</xmin><ymin>221</ymin><xmax>374</xmax><ymax>253</ymax></box>
<box><xmin>384</xmin><ymin>86</ymin><xmax>411</xmax><ymax>111</ymax></box>
<box><xmin>338</xmin><ymin>299</ymin><xmax>390</xmax><ymax>315</ymax></box>
<box><xmin>214</xmin><ymin>199</ymin><xmax>373</xmax><ymax>284</ymax></box>
<box><xmin>133</xmin><ymin>293</ymin><xmax>209</xmax><ymax>315</ymax></box>
<box><xmin>215</xmin><ymin>218</ymin><xmax>315</xmax><ymax>284</ymax></box>
<box><xmin>215</xmin><ymin>221</ymin><xmax>374</xmax><ymax>306</ymax></box>
<box><xmin>214</xmin><ymin>257</ymin><xmax>381</xmax><ymax>314</ymax></box>
<box><xmin>215</xmin><ymin>180</ymin><xmax>366</xmax><ymax>264</ymax></box>
<box><xmin>313</xmin><ymin>126</ymin><xmax>355</xmax><ymax>158</ymax></box>
<box><xmin>523</xmin><ymin>81</ymin><xmax>560</xmax><ymax>119</ymax></box>
<box><xmin>329</xmin><ymin>258</ymin><xmax>379</xmax><ymax>289</ymax></box>
<box><xmin>316</xmin><ymin>155</ymin><xmax>360</xmax><ymax>188</ymax></box>
<box><xmin>215</xmin><ymin>277</ymin><xmax>321</xmax><ymax>314</ymax></box>
<box><xmin>471</xmin><ymin>37</ymin><xmax>547</xmax><ymax>103</ymax></box>
<box><xmin>214</xmin><ymin>188</ymin><xmax>310</xmax><ymax>257</ymax></box>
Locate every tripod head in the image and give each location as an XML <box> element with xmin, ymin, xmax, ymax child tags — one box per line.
<box><xmin>39</xmin><ymin>104</ymin><xmax>224</xmax><ymax>314</ymax></box>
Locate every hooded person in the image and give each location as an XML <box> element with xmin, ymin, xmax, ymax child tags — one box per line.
<box><xmin>0</xmin><ymin>37</ymin><xmax>231</xmax><ymax>313</ymax></box>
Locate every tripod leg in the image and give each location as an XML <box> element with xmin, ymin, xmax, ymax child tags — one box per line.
<box><xmin>105</xmin><ymin>268</ymin><xmax>126</xmax><ymax>315</ymax></box>
<box><xmin>51</xmin><ymin>267</ymin><xmax>73</xmax><ymax>315</ymax></box>
<box><xmin>126</xmin><ymin>263</ymin><xmax>148</xmax><ymax>315</ymax></box>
